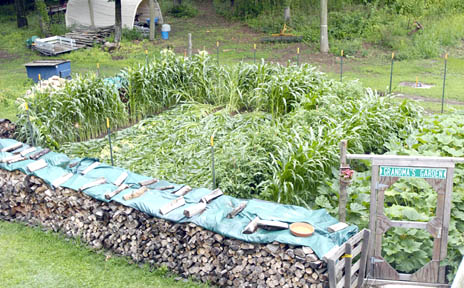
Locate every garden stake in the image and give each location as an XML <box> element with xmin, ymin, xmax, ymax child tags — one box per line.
<box><xmin>216</xmin><ymin>41</ymin><xmax>219</xmax><ymax>64</ymax></box>
<box><xmin>389</xmin><ymin>52</ymin><xmax>394</xmax><ymax>94</ymax></box>
<box><xmin>416</xmin><ymin>76</ymin><xmax>418</xmax><ymax>88</ymax></box>
<box><xmin>253</xmin><ymin>43</ymin><xmax>256</xmax><ymax>64</ymax></box>
<box><xmin>441</xmin><ymin>53</ymin><xmax>448</xmax><ymax>114</ymax></box>
<box><xmin>211</xmin><ymin>135</ymin><xmax>216</xmax><ymax>190</ymax></box>
<box><xmin>107</xmin><ymin>118</ymin><xmax>114</xmax><ymax>166</ymax></box>
<box><xmin>297</xmin><ymin>47</ymin><xmax>300</xmax><ymax>66</ymax></box>
<box><xmin>145</xmin><ymin>50</ymin><xmax>148</xmax><ymax>66</ymax></box>
<box><xmin>97</xmin><ymin>63</ymin><xmax>100</xmax><ymax>77</ymax></box>
<box><xmin>340</xmin><ymin>50</ymin><xmax>343</xmax><ymax>82</ymax></box>
<box><xmin>25</xmin><ymin>102</ymin><xmax>35</xmax><ymax>146</ymax></box>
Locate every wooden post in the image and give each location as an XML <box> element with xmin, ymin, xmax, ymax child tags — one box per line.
<box><xmin>339</xmin><ymin>140</ymin><xmax>348</xmax><ymax>222</ymax></box>
<box><xmin>106</xmin><ymin>118</ymin><xmax>114</xmax><ymax>166</ymax></box>
<box><xmin>340</xmin><ymin>50</ymin><xmax>343</xmax><ymax>82</ymax></box>
<box><xmin>441</xmin><ymin>54</ymin><xmax>448</xmax><ymax>114</ymax></box>
<box><xmin>149</xmin><ymin>0</ymin><xmax>155</xmax><ymax>41</ymax></box>
<box><xmin>88</xmin><ymin>0</ymin><xmax>95</xmax><ymax>28</ymax></box>
<box><xmin>188</xmin><ymin>33</ymin><xmax>192</xmax><ymax>58</ymax></box>
<box><xmin>389</xmin><ymin>52</ymin><xmax>394</xmax><ymax>94</ymax></box>
<box><xmin>320</xmin><ymin>0</ymin><xmax>329</xmax><ymax>53</ymax></box>
<box><xmin>211</xmin><ymin>135</ymin><xmax>216</xmax><ymax>189</ymax></box>
<box><xmin>253</xmin><ymin>43</ymin><xmax>256</xmax><ymax>64</ymax></box>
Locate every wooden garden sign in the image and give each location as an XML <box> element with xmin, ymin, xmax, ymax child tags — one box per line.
<box><xmin>341</xmin><ymin>144</ymin><xmax>464</xmax><ymax>287</ymax></box>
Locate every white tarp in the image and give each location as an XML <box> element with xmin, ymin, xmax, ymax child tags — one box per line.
<box><xmin>66</xmin><ymin>0</ymin><xmax>163</xmax><ymax>29</ymax></box>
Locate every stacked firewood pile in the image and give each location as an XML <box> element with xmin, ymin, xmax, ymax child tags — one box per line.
<box><xmin>0</xmin><ymin>119</ymin><xmax>15</xmax><ymax>139</ymax></box>
<box><xmin>0</xmin><ymin>169</ymin><xmax>329</xmax><ymax>288</ymax></box>
<box><xmin>65</xmin><ymin>26</ymin><xmax>113</xmax><ymax>47</ymax></box>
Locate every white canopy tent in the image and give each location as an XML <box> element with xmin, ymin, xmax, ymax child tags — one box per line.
<box><xmin>65</xmin><ymin>0</ymin><xmax>163</xmax><ymax>29</ymax></box>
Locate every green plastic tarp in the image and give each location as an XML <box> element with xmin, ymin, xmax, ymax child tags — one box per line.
<box><xmin>0</xmin><ymin>139</ymin><xmax>358</xmax><ymax>258</ymax></box>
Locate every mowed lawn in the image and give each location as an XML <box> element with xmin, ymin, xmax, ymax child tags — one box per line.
<box><xmin>0</xmin><ymin>221</ymin><xmax>207</xmax><ymax>288</ymax></box>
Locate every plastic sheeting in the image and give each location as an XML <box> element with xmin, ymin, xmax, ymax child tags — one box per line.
<box><xmin>0</xmin><ymin>139</ymin><xmax>358</xmax><ymax>258</ymax></box>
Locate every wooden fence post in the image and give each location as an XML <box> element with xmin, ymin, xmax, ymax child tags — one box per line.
<box><xmin>339</xmin><ymin>140</ymin><xmax>348</xmax><ymax>222</ymax></box>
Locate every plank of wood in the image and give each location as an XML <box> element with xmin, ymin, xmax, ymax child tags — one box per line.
<box><xmin>227</xmin><ymin>201</ymin><xmax>247</xmax><ymax>219</ymax></box>
<box><xmin>159</xmin><ymin>196</ymin><xmax>185</xmax><ymax>215</ymax></box>
<box><xmin>105</xmin><ymin>184</ymin><xmax>129</xmax><ymax>200</ymax></box>
<box><xmin>344</xmin><ymin>243</ymin><xmax>352</xmax><ymax>288</ymax></box>
<box><xmin>20</xmin><ymin>147</ymin><xmax>37</xmax><ymax>157</ymax></box>
<box><xmin>183</xmin><ymin>202</ymin><xmax>207</xmax><ymax>218</ymax></box>
<box><xmin>357</xmin><ymin>229</ymin><xmax>370</xmax><ymax>288</ymax></box>
<box><xmin>30</xmin><ymin>148</ymin><xmax>51</xmax><ymax>160</ymax></box>
<box><xmin>327</xmin><ymin>258</ymin><xmax>337</xmax><ymax>288</ymax></box>
<box><xmin>347</xmin><ymin>153</ymin><xmax>464</xmax><ymax>164</ymax></box>
<box><xmin>79</xmin><ymin>177</ymin><xmax>106</xmax><ymax>192</ymax></box>
<box><xmin>138</xmin><ymin>178</ymin><xmax>158</xmax><ymax>186</ymax></box>
<box><xmin>123</xmin><ymin>186</ymin><xmax>148</xmax><ymax>201</ymax></box>
<box><xmin>80</xmin><ymin>162</ymin><xmax>100</xmax><ymax>175</ymax></box>
<box><xmin>201</xmin><ymin>188</ymin><xmax>223</xmax><ymax>203</ymax></box>
<box><xmin>328</xmin><ymin>222</ymin><xmax>349</xmax><ymax>233</ymax></box>
<box><xmin>1</xmin><ymin>142</ymin><xmax>23</xmax><ymax>152</ymax></box>
<box><xmin>113</xmin><ymin>172</ymin><xmax>128</xmax><ymax>186</ymax></box>
<box><xmin>27</xmin><ymin>159</ymin><xmax>48</xmax><ymax>172</ymax></box>
<box><xmin>258</xmin><ymin>219</ymin><xmax>288</xmax><ymax>231</ymax></box>
<box><xmin>51</xmin><ymin>173</ymin><xmax>73</xmax><ymax>188</ymax></box>
<box><xmin>173</xmin><ymin>185</ymin><xmax>192</xmax><ymax>196</ymax></box>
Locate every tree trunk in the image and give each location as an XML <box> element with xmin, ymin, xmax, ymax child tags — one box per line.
<box><xmin>88</xmin><ymin>0</ymin><xmax>95</xmax><ymax>28</ymax></box>
<box><xmin>114</xmin><ymin>0</ymin><xmax>122</xmax><ymax>43</ymax></box>
<box><xmin>284</xmin><ymin>6</ymin><xmax>291</xmax><ymax>24</ymax></box>
<box><xmin>320</xmin><ymin>0</ymin><xmax>329</xmax><ymax>53</ymax></box>
<box><xmin>149</xmin><ymin>0</ymin><xmax>155</xmax><ymax>41</ymax></box>
<box><xmin>15</xmin><ymin>0</ymin><xmax>28</xmax><ymax>28</ymax></box>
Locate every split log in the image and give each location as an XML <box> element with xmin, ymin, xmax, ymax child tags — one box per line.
<box><xmin>80</xmin><ymin>162</ymin><xmax>100</xmax><ymax>175</ymax></box>
<box><xmin>173</xmin><ymin>185</ymin><xmax>192</xmax><ymax>196</ymax></box>
<box><xmin>30</xmin><ymin>148</ymin><xmax>50</xmax><ymax>160</ymax></box>
<box><xmin>51</xmin><ymin>172</ymin><xmax>73</xmax><ymax>188</ymax></box>
<box><xmin>160</xmin><ymin>196</ymin><xmax>185</xmax><ymax>215</ymax></box>
<box><xmin>113</xmin><ymin>172</ymin><xmax>128</xmax><ymax>186</ymax></box>
<box><xmin>123</xmin><ymin>186</ymin><xmax>148</xmax><ymax>201</ymax></box>
<box><xmin>105</xmin><ymin>184</ymin><xmax>129</xmax><ymax>200</ymax></box>
<box><xmin>184</xmin><ymin>202</ymin><xmax>207</xmax><ymax>218</ymax></box>
<box><xmin>243</xmin><ymin>216</ymin><xmax>260</xmax><ymax>234</ymax></box>
<box><xmin>1</xmin><ymin>142</ymin><xmax>22</xmax><ymax>152</ymax></box>
<box><xmin>156</xmin><ymin>185</ymin><xmax>174</xmax><ymax>191</ymax></box>
<box><xmin>27</xmin><ymin>159</ymin><xmax>48</xmax><ymax>172</ymax></box>
<box><xmin>79</xmin><ymin>177</ymin><xmax>106</xmax><ymax>192</ymax></box>
<box><xmin>227</xmin><ymin>202</ymin><xmax>248</xmax><ymax>219</ymax></box>
<box><xmin>139</xmin><ymin>178</ymin><xmax>158</xmax><ymax>186</ymax></box>
<box><xmin>201</xmin><ymin>188</ymin><xmax>223</xmax><ymax>203</ymax></box>
<box><xmin>20</xmin><ymin>147</ymin><xmax>37</xmax><ymax>157</ymax></box>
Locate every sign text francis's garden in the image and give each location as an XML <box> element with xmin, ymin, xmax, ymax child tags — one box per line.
<box><xmin>380</xmin><ymin>166</ymin><xmax>447</xmax><ymax>179</ymax></box>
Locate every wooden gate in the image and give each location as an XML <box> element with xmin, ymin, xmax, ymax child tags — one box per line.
<box><xmin>340</xmin><ymin>147</ymin><xmax>464</xmax><ymax>287</ymax></box>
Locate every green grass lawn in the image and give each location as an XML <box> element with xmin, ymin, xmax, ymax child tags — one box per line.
<box><xmin>0</xmin><ymin>220</ymin><xmax>207</xmax><ymax>288</ymax></box>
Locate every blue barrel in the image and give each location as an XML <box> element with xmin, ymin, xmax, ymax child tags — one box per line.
<box><xmin>161</xmin><ymin>24</ymin><xmax>171</xmax><ymax>40</ymax></box>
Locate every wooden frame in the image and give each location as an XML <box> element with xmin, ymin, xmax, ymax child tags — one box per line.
<box><xmin>339</xmin><ymin>141</ymin><xmax>464</xmax><ymax>287</ymax></box>
<box><xmin>324</xmin><ymin>229</ymin><xmax>370</xmax><ymax>288</ymax></box>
